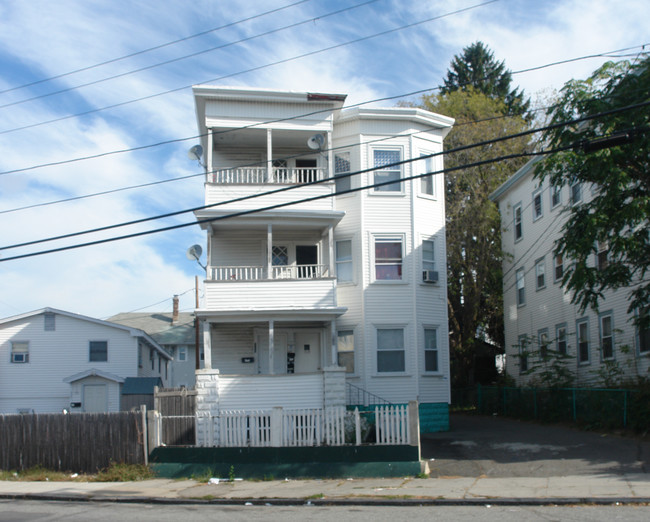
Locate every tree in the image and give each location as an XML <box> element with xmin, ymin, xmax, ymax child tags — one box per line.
<box><xmin>442</xmin><ymin>41</ymin><xmax>530</xmax><ymax>117</ymax></box>
<box><xmin>420</xmin><ymin>89</ymin><xmax>531</xmax><ymax>386</ymax></box>
<box><xmin>535</xmin><ymin>56</ymin><xmax>650</xmax><ymax>327</ymax></box>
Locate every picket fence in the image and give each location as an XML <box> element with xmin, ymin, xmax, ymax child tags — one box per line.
<box><xmin>153</xmin><ymin>404</ymin><xmax>412</xmax><ymax>448</ymax></box>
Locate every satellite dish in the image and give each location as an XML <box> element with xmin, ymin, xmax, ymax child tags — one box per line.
<box><xmin>188</xmin><ymin>144</ymin><xmax>204</xmax><ymax>162</ymax></box>
<box><xmin>186</xmin><ymin>244</ymin><xmax>203</xmax><ymax>261</ymax></box>
<box><xmin>307</xmin><ymin>134</ymin><xmax>325</xmax><ymax>150</ymax></box>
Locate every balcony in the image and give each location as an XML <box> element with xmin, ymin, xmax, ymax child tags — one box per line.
<box><xmin>209</xmin><ymin>264</ymin><xmax>330</xmax><ymax>281</ymax></box>
<box><xmin>208</xmin><ymin>167</ymin><xmax>327</xmax><ymax>185</ymax></box>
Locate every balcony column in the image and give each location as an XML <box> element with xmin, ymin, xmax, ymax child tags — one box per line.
<box><xmin>330</xmin><ymin>320</ymin><xmax>337</xmax><ymax>366</ymax></box>
<box><xmin>267</xmin><ymin>224</ymin><xmax>273</xmax><ymax>279</ymax></box>
<box><xmin>207</xmin><ymin>128</ymin><xmax>214</xmax><ymax>177</ymax></box>
<box><xmin>327</xmin><ymin>130</ymin><xmax>333</xmax><ymax>181</ymax></box>
<box><xmin>268</xmin><ymin>319</ymin><xmax>275</xmax><ymax>375</ymax></box>
<box><xmin>202</xmin><ymin>320</ymin><xmax>212</xmax><ymax>370</ymax></box>
<box><xmin>328</xmin><ymin>225</ymin><xmax>334</xmax><ymax>279</ymax></box>
<box><xmin>266</xmin><ymin>128</ymin><xmax>273</xmax><ymax>181</ymax></box>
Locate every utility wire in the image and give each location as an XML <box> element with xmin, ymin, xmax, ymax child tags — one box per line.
<box><xmin>2</xmin><ymin>97</ymin><xmax>648</xmax><ymax>253</ymax></box>
<box><xmin>0</xmin><ymin>0</ymin><xmax>499</xmax><ymax>138</ymax></box>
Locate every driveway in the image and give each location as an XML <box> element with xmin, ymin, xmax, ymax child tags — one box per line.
<box><xmin>421</xmin><ymin>413</ymin><xmax>650</xmax><ymax>478</ymax></box>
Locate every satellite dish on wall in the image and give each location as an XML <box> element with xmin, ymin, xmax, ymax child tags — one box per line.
<box><xmin>186</xmin><ymin>244</ymin><xmax>203</xmax><ymax>261</ymax></box>
<box><xmin>188</xmin><ymin>144</ymin><xmax>204</xmax><ymax>164</ymax></box>
<box><xmin>307</xmin><ymin>134</ymin><xmax>325</xmax><ymax>150</ymax></box>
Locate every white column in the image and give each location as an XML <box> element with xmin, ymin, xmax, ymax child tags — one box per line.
<box><xmin>268</xmin><ymin>319</ymin><xmax>275</xmax><ymax>375</ymax></box>
<box><xmin>327</xmin><ymin>130</ymin><xmax>333</xmax><ymax>181</ymax></box>
<box><xmin>202</xmin><ymin>320</ymin><xmax>212</xmax><ymax>370</ymax></box>
<box><xmin>267</xmin><ymin>224</ymin><xmax>273</xmax><ymax>279</ymax></box>
<box><xmin>207</xmin><ymin>128</ymin><xmax>214</xmax><ymax>178</ymax></box>
<box><xmin>266</xmin><ymin>128</ymin><xmax>273</xmax><ymax>181</ymax></box>
<box><xmin>331</xmin><ymin>320</ymin><xmax>337</xmax><ymax>366</ymax></box>
<box><xmin>328</xmin><ymin>225</ymin><xmax>334</xmax><ymax>279</ymax></box>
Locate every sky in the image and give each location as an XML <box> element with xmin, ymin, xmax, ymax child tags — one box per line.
<box><xmin>0</xmin><ymin>0</ymin><xmax>648</xmax><ymax>320</ymax></box>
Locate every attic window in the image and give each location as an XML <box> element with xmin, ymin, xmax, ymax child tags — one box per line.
<box><xmin>44</xmin><ymin>313</ymin><xmax>55</xmax><ymax>331</ymax></box>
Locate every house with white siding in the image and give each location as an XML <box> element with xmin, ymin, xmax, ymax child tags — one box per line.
<box><xmin>191</xmin><ymin>86</ymin><xmax>454</xmax><ymax>432</ymax></box>
<box><xmin>0</xmin><ymin>308</ymin><xmax>171</xmax><ymax>413</ymax></box>
<box><xmin>491</xmin><ymin>158</ymin><xmax>650</xmax><ymax>386</ymax></box>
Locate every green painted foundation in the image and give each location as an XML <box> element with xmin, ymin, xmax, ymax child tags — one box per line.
<box><xmin>150</xmin><ymin>445</ymin><xmax>421</xmax><ymax>479</ymax></box>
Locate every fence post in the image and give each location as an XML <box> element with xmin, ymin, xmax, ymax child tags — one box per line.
<box><xmin>141</xmin><ymin>405</ymin><xmax>148</xmax><ymax>466</ymax></box>
<box><xmin>408</xmin><ymin>400</ymin><xmax>420</xmax><ymax>460</ymax></box>
<box><xmin>271</xmin><ymin>407</ymin><xmax>283</xmax><ymax>447</ymax></box>
<box><xmin>354</xmin><ymin>408</ymin><xmax>361</xmax><ymax>446</ymax></box>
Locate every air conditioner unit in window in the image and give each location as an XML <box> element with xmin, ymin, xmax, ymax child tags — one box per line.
<box><xmin>423</xmin><ymin>270</ymin><xmax>439</xmax><ymax>283</ymax></box>
<box><xmin>11</xmin><ymin>353</ymin><xmax>28</xmax><ymax>363</ymax></box>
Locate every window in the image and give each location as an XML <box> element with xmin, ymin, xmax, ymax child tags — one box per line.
<box><xmin>334</xmin><ymin>152</ymin><xmax>351</xmax><ymax>194</ymax></box>
<box><xmin>138</xmin><ymin>348</ymin><xmax>143</xmax><ymax>368</ymax></box>
<box><xmin>555</xmin><ymin>324</ymin><xmax>567</xmax><ymax>355</ymax></box>
<box><xmin>336</xmin><ymin>240</ymin><xmax>353</xmax><ymax>282</ymax></box>
<box><xmin>535</xmin><ymin>258</ymin><xmax>546</xmax><ymax>290</ymax></box>
<box><xmin>89</xmin><ymin>341</ymin><xmax>107</xmax><ymax>362</ymax></box>
<box><xmin>639</xmin><ymin>307</ymin><xmax>650</xmax><ymax>354</ymax></box>
<box><xmin>374</xmin><ymin>237</ymin><xmax>403</xmax><ymax>281</ymax></box>
<box><xmin>571</xmin><ymin>179</ymin><xmax>582</xmax><ymax>204</ymax></box>
<box><xmin>373</xmin><ymin>149</ymin><xmax>401</xmax><ymax>192</ymax></box>
<box><xmin>422</xmin><ymin>239</ymin><xmax>435</xmax><ymax>281</ymax></box>
<box><xmin>577</xmin><ymin>319</ymin><xmax>590</xmax><ymax>363</ymax></box>
<box><xmin>596</xmin><ymin>241</ymin><xmax>609</xmax><ymax>271</ymax></box>
<box><xmin>516</xmin><ymin>268</ymin><xmax>526</xmax><ymax>306</ymax></box>
<box><xmin>600</xmin><ymin>314</ymin><xmax>614</xmax><ymax>360</ymax></box>
<box><xmin>44</xmin><ymin>312</ymin><xmax>55</xmax><ymax>331</ymax></box>
<box><xmin>513</xmin><ymin>204</ymin><xmax>522</xmax><ymax>241</ymax></box>
<box><xmin>272</xmin><ymin>245</ymin><xmax>288</xmax><ymax>266</ymax></box>
<box><xmin>518</xmin><ymin>335</ymin><xmax>529</xmax><ymax>373</ymax></box>
<box><xmin>377</xmin><ymin>328</ymin><xmax>405</xmax><ymax>372</ymax></box>
<box><xmin>158</xmin><ymin>356</ymin><xmax>162</xmax><ymax>373</ymax></box>
<box><xmin>554</xmin><ymin>254</ymin><xmax>564</xmax><ymax>282</ymax></box>
<box><xmin>538</xmin><ymin>329</ymin><xmax>549</xmax><ymax>359</ymax></box>
<box><xmin>551</xmin><ymin>184</ymin><xmax>561</xmax><ymax>208</ymax></box>
<box><xmin>11</xmin><ymin>341</ymin><xmax>29</xmax><ymax>363</ymax></box>
<box><xmin>419</xmin><ymin>154</ymin><xmax>435</xmax><ymax>196</ymax></box>
<box><xmin>178</xmin><ymin>346</ymin><xmax>187</xmax><ymax>361</ymax></box>
<box><xmin>424</xmin><ymin>328</ymin><xmax>438</xmax><ymax>372</ymax></box>
<box><xmin>532</xmin><ymin>189</ymin><xmax>543</xmax><ymax>220</ymax></box>
<box><xmin>150</xmin><ymin>348</ymin><xmax>154</xmax><ymax>370</ymax></box>
<box><xmin>337</xmin><ymin>330</ymin><xmax>354</xmax><ymax>373</ymax></box>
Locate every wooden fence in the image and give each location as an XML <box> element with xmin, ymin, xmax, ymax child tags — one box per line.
<box><xmin>154</xmin><ymin>387</ymin><xmax>196</xmax><ymax>445</ymax></box>
<box><xmin>0</xmin><ymin>412</ymin><xmax>145</xmax><ymax>473</ymax></box>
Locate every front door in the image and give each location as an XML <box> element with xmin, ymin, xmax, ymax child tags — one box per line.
<box><xmin>258</xmin><ymin>333</ymin><xmax>288</xmax><ymax>374</ymax></box>
<box><xmin>296</xmin><ymin>245</ymin><xmax>318</xmax><ymax>278</ymax></box>
<box><xmin>294</xmin><ymin>332</ymin><xmax>321</xmax><ymax>373</ymax></box>
<box><xmin>83</xmin><ymin>384</ymin><xmax>108</xmax><ymax>412</ymax></box>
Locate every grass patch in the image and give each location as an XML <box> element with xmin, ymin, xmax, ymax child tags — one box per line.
<box><xmin>93</xmin><ymin>462</ymin><xmax>154</xmax><ymax>482</ymax></box>
<box><xmin>0</xmin><ymin>466</ymin><xmax>86</xmax><ymax>482</ymax></box>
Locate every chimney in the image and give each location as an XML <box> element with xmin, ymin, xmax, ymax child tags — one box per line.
<box><xmin>172</xmin><ymin>295</ymin><xmax>179</xmax><ymax>323</ymax></box>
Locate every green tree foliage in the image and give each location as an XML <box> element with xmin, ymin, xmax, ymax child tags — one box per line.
<box><xmin>535</xmin><ymin>57</ymin><xmax>650</xmax><ymax>326</ymax></box>
<box><xmin>442</xmin><ymin>41</ymin><xmax>530</xmax><ymax>116</ymax></box>
<box><xmin>420</xmin><ymin>89</ymin><xmax>531</xmax><ymax>386</ymax></box>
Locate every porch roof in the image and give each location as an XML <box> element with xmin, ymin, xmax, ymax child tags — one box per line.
<box><xmin>194</xmin><ymin>208</ymin><xmax>345</xmax><ymax>232</ymax></box>
<box><xmin>194</xmin><ymin>306</ymin><xmax>347</xmax><ymax>323</ymax></box>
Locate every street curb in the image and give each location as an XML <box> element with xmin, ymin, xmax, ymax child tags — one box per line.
<box><xmin>2</xmin><ymin>493</ymin><xmax>650</xmax><ymax>506</ymax></box>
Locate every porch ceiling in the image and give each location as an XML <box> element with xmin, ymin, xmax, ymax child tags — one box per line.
<box><xmin>194</xmin><ymin>307</ymin><xmax>347</xmax><ymax>323</ymax></box>
<box><xmin>194</xmin><ymin>209</ymin><xmax>345</xmax><ymax>232</ymax></box>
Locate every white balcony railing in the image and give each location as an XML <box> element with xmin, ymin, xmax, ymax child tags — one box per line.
<box><xmin>209</xmin><ymin>167</ymin><xmax>327</xmax><ymax>185</ymax></box>
<box><xmin>210</xmin><ymin>264</ymin><xmax>329</xmax><ymax>281</ymax></box>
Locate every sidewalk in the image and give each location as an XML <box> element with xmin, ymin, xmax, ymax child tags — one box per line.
<box><xmin>2</xmin><ymin>473</ymin><xmax>650</xmax><ymax>505</ymax></box>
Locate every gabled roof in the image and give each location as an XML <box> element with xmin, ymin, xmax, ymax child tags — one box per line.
<box><xmin>108</xmin><ymin>312</ymin><xmax>196</xmax><ymax>346</ymax></box>
<box><xmin>0</xmin><ymin>307</ymin><xmax>171</xmax><ymax>360</ymax></box>
<box><xmin>63</xmin><ymin>368</ymin><xmax>125</xmax><ymax>384</ymax></box>
<box><xmin>489</xmin><ymin>156</ymin><xmax>544</xmax><ymax>202</ymax></box>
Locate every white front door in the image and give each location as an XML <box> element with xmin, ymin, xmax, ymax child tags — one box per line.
<box><xmin>294</xmin><ymin>332</ymin><xmax>321</xmax><ymax>373</ymax></box>
<box><xmin>83</xmin><ymin>384</ymin><xmax>108</xmax><ymax>412</ymax></box>
<box><xmin>258</xmin><ymin>333</ymin><xmax>288</xmax><ymax>374</ymax></box>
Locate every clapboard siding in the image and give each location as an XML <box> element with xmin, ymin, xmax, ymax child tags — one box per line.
<box><xmin>205</xmin><ymin>182</ymin><xmax>335</xmax><ymax>210</ymax></box>
<box><xmin>218</xmin><ymin>374</ymin><xmax>324</xmax><ymax>410</ymax></box>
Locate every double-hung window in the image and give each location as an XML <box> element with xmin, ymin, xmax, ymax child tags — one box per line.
<box><xmin>577</xmin><ymin>319</ymin><xmax>590</xmax><ymax>363</ymax></box>
<box><xmin>556</xmin><ymin>324</ymin><xmax>567</xmax><ymax>355</ymax></box>
<box><xmin>89</xmin><ymin>341</ymin><xmax>108</xmax><ymax>362</ymax></box>
<box><xmin>535</xmin><ymin>258</ymin><xmax>546</xmax><ymax>290</ymax></box>
<box><xmin>336</xmin><ymin>240</ymin><xmax>353</xmax><ymax>282</ymax></box>
<box><xmin>334</xmin><ymin>152</ymin><xmax>351</xmax><ymax>194</ymax></box>
<box><xmin>44</xmin><ymin>312</ymin><xmax>55</xmax><ymax>331</ymax></box>
<box><xmin>532</xmin><ymin>189</ymin><xmax>543</xmax><ymax>220</ymax></box>
<box><xmin>419</xmin><ymin>154</ymin><xmax>435</xmax><ymax>197</ymax></box>
<box><xmin>600</xmin><ymin>314</ymin><xmax>614</xmax><ymax>360</ymax></box>
<box><xmin>514</xmin><ymin>204</ymin><xmax>522</xmax><ymax>241</ymax></box>
<box><xmin>377</xmin><ymin>328</ymin><xmax>405</xmax><ymax>372</ymax></box>
<box><xmin>519</xmin><ymin>335</ymin><xmax>529</xmax><ymax>373</ymax></box>
<box><xmin>516</xmin><ymin>268</ymin><xmax>526</xmax><ymax>306</ymax></box>
<box><xmin>551</xmin><ymin>184</ymin><xmax>561</xmax><ymax>208</ymax></box>
<box><xmin>178</xmin><ymin>346</ymin><xmax>187</xmax><ymax>362</ymax></box>
<box><xmin>554</xmin><ymin>254</ymin><xmax>564</xmax><ymax>282</ymax></box>
<box><xmin>373</xmin><ymin>149</ymin><xmax>401</xmax><ymax>192</ymax></box>
<box><xmin>538</xmin><ymin>329</ymin><xmax>549</xmax><ymax>359</ymax></box>
<box><xmin>424</xmin><ymin>327</ymin><xmax>438</xmax><ymax>372</ymax></box>
<box><xmin>11</xmin><ymin>341</ymin><xmax>29</xmax><ymax>363</ymax></box>
<box><xmin>596</xmin><ymin>241</ymin><xmax>609</xmax><ymax>271</ymax></box>
<box><xmin>422</xmin><ymin>239</ymin><xmax>435</xmax><ymax>281</ymax></box>
<box><xmin>571</xmin><ymin>179</ymin><xmax>582</xmax><ymax>204</ymax></box>
<box><xmin>639</xmin><ymin>307</ymin><xmax>650</xmax><ymax>354</ymax></box>
<box><xmin>374</xmin><ymin>236</ymin><xmax>403</xmax><ymax>281</ymax></box>
<box><xmin>337</xmin><ymin>330</ymin><xmax>355</xmax><ymax>373</ymax></box>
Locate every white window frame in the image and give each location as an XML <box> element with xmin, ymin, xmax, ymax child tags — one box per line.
<box><xmin>89</xmin><ymin>340</ymin><xmax>108</xmax><ymax>363</ymax></box>
<box><xmin>551</xmin><ymin>184</ymin><xmax>562</xmax><ymax>209</ymax></box>
<box><xmin>513</xmin><ymin>203</ymin><xmax>523</xmax><ymax>242</ymax></box>
<box><xmin>535</xmin><ymin>257</ymin><xmax>546</xmax><ymax>290</ymax></box>
<box><xmin>554</xmin><ymin>254</ymin><xmax>564</xmax><ymax>283</ymax></box>
<box><xmin>44</xmin><ymin>312</ymin><xmax>55</xmax><ymax>331</ymax></box>
<box><xmin>421</xmin><ymin>238</ymin><xmax>435</xmax><ymax>282</ymax></box>
<box><xmin>555</xmin><ymin>323</ymin><xmax>567</xmax><ymax>355</ymax></box>
<box><xmin>371</xmin><ymin>148</ymin><xmax>403</xmax><ymax>194</ymax></box>
<box><xmin>516</xmin><ymin>268</ymin><xmax>526</xmax><ymax>306</ymax></box>
<box><xmin>178</xmin><ymin>346</ymin><xmax>187</xmax><ymax>362</ymax></box>
<box><xmin>376</xmin><ymin>326</ymin><xmax>406</xmax><ymax>374</ymax></box>
<box><xmin>372</xmin><ymin>234</ymin><xmax>405</xmax><ymax>283</ymax></box>
<box><xmin>638</xmin><ymin>307</ymin><xmax>650</xmax><ymax>355</ymax></box>
<box><xmin>596</xmin><ymin>241</ymin><xmax>609</xmax><ymax>271</ymax></box>
<box><xmin>418</xmin><ymin>153</ymin><xmax>436</xmax><ymax>198</ymax></box>
<box><xmin>538</xmin><ymin>328</ymin><xmax>549</xmax><ymax>359</ymax></box>
<box><xmin>577</xmin><ymin>318</ymin><xmax>590</xmax><ymax>364</ymax></box>
<box><xmin>532</xmin><ymin>188</ymin><xmax>543</xmax><ymax>221</ymax></box>
<box><xmin>599</xmin><ymin>312</ymin><xmax>614</xmax><ymax>361</ymax></box>
<box><xmin>334</xmin><ymin>151</ymin><xmax>351</xmax><ymax>195</ymax></box>
<box><xmin>518</xmin><ymin>335</ymin><xmax>529</xmax><ymax>373</ymax></box>
<box><xmin>337</xmin><ymin>329</ymin><xmax>355</xmax><ymax>374</ymax></box>
<box><xmin>335</xmin><ymin>239</ymin><xmax>353</xmax><ymax>283</ymax></box>
<box><xmin>423</xmin><ymin>326</ymin><xmax>439</xmax><ymax>373</ymax></box>
<box><xmin>571</xmin><ymin>179</ymin><xmax>582</xmax><ymax>205</ymax></box>
<box><xmin>11</xmin><ymin>341</ymin><xmax>29</xmax><ymax>363</ymax></box>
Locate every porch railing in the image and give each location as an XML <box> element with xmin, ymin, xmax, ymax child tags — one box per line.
<box><xmin>209</xmin><ymin>167</ymin><xmax>327</xmax><ymax>185</ymax></box>
<box><xmin>209</xmin><ymin>264</ymin><xmax>329</xmax><ymax>281</ymax></box>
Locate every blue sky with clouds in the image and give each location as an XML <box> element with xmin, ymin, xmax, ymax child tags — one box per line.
<box><xmin>0</xmin><ymin>0</ymin><xmax>648</xmax><ymax>319</ymax></box>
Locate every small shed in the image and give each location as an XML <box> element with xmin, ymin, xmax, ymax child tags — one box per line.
<box><xmin>121</xmin><ymin>377</ymin><xmax>162</xmax><ymax>411</ymax></box>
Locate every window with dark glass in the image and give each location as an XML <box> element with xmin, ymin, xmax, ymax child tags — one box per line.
<box><xmin>375</xmin><ymin>238</ymin><xmax>403</xmax><ymax>280</ymax></box>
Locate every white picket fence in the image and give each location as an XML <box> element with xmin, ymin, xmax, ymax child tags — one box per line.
<box><xmin>154</xmin><ymin>404</ymin><xmax>413</xmax><ymax>448</ymax></box>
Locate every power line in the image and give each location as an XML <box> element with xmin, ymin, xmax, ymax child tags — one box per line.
<box><xmin>0</xmin><ymin>0</ymin><xmax>499</xmax><ymax>138</ymax></box>
<box><xmin>2</xmin><ymin>97</ymin><xmax>648</xmax><ymax>254</ymax></box>
<box><xmin>0</xmin><ymin>0</ymin><xmax>314</xmax><ymax>96</ymax></box>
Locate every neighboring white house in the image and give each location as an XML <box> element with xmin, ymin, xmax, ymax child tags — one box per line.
<box><xmin>0</xmin><ymin>308</ymin><xmax>172</xmax><ymax>413</ymax></box>
<box><xmin>191</xmin><ymin>86</ymin><xmax>454</xmax><ymax>432</ymax></box>
<box><xmin>491</xmin><ymin>158</ymin><xmax>650</xmax><ymax>386</ymax></box>
<box><xmin>110</xmin><ymin>295</ymin><xmax>202</xmax><ymax>388</ymax></box>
